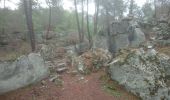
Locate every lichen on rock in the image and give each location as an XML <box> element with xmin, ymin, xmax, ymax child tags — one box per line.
<box><xmin>109</xmin><ymin>48</ymin><xmax>170</xmax><ymax>100</ymax></box>
<box><xmin>71</xmin><ymin>48</ymin><xmax>112</xmax><ymax>74</ymax></box>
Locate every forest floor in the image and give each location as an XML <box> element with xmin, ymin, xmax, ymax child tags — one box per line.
<box><xmin>1</xmin><ymin>42</ymin><xmax>170</xmax><ymax>100</ymax></box>
<box><xmin>0</xmin><ymin>68</ymin><xmax>140</xmax><ymax>100</ymax></box>
<box><xmin>156</xmin><ymin>46</ymin><xmax>170</xmax><ymax>56</ymax></box>
<box><xmin>0</xmin><ymin>43</ymin><xmax>140</xmax><ymax>100</ymax></box>
<box><xmin>0</xmin><ymin>40</ymin><xmax>170</xmax><ymax>100</ymax></box>
<box><xmin>1</xmin><ymin>40</ymin><xmax>169</xmax><ymax>100</ymax></box>
<box><xmin>0</xmin><ymin>41</ymin><xmax>31</xmax><ymax>61</ymax></box>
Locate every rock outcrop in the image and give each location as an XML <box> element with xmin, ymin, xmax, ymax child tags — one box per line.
<box><xmin>69</xmin><ymin>48</ymin><xmax>112</xmax><ymax>74</ymax></box>
<box><xmin>129</xmin><ymin>20</ymin><xmax>146</xmax><ymax>47</ymax></box>
<box><xmin>109</xmin><ymin>48</ymin><xmax>170</xmax><ymax>100</ymax></box>
<box><xmin>0</xmin><ymin>53</ymin><xmax>49</xmax><ymax>94</ymax></box>
<box><xmin>0</xmin><ymin>34</ymin><xmax>9</xmax><ymax>46</ymax></box>
<box><xmin>94</xmin><ymin>18</ymin><xmax>146</xmax><ymax>53</ymax></box>
<box><xmin>153</xmin><ymin>17</ymin><xmax>170</xmax><ymax>40</ymax></box>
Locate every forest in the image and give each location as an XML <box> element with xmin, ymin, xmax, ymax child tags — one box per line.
<box><xmin>0</xmin><ymin>0</ymin><xmax>170</xmax><ymax>100</ymax></box>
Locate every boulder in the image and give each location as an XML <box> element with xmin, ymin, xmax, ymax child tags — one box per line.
<box><xmin>130</xmin><ymin>28</ymin><xmax>146</xmax><ymax>47</ymax></box>
<box><xmin>74</xmin><ymin>42</ymin><xmax>90</xmax><ymax>54</ymax></box>
<box><xmin>153</xmin><ymin>21</ymin><xmax>170</xmax><ymax>40</ymax></box>
<box><xmin>42</xmin><ymin>31</ymin><xmax>57</xmax><ymax>40</ymax></box>
<box><xmin>40</xmin><ymin>44</ymin><xmax>55</xmax><ymax>60</ymax></box>
<box><xmin>115</xmin><ymin>34</ymin><xmax>129</xmax><ymax>50</ymax></box>
<box><xmin>107</xmin><ymin>35</ymin><xmax>117</xmax><ymax>53</ymax></box>
<box><xmin>111</xmin><ymin>20</ymin><xmax>129</xmax><ymax>34</ymax></box>
<box><xmin>40</xmin><ymin>44</ymin><xmax>67</xmax><ymax>60</ymax></box>
<box><xmin>128</xmin><ymin>20</ymin><xmax>146</xmax><ymax>47</ymax></box>
<box><xmin>110</xmin><ymin>20</ymin><xmax>130</xmax><ymax>52</ymax></box>
<box><xmin>73</xmin><ymin>48</ymin><xmax>112</xmax><ymax>74</ymax></box>
<box><xmin>93</xmin><ymin>35</ymin><xmax>108</xmax><ymax>50</ymax></box>
<box><xmin>95</xmin><ymin>19</ymin><xmax>146</xmax><ymax>52</ymax></box>
<box><xmin>109</xmin><ymin>49</ymin><xmax>170</xmax><ymax>100</ymax></box>
<box><xmin>158</xmin><ymin>15</ymin><xmax>168</xmax><ymax>23</ymax></box>
<box><xmin>0</xmin><ymin>53</ymin><xmax>49</xmax><ymax>94</ymax></box>
<box><xmin>156</xmin><ymin>39</ymin><xmax>170</xmax><ymax>47</ymax></box>
<box><xmin>0</xmin><ymin>34</ymin><xmax>9</xmax><ymax>46</ymax></box>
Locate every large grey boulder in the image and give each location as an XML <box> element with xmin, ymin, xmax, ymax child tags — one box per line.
<box><xmin>130</xmin><ymin>28</ymin><xmax>146</xmax><ymax>47</ymax></box>
<box><xmin>128</xmin><ymin>20</ymin><xmax>146</xmax><ymax>47</ymax></box>
<box><xmin>0</xmin><ymin>53</ymin><xmax>49</xmax><ymax>94</ymax></box>
<box><xmin>95</xmin><ymin>19</ymin><xmax>146</xmax><ymax>53</ymax></box>
<box><xmin>159</xmin><ymin>15</ymin><xmax>168</xmax><ymax>23</ymax></box>
<box><xmin>0</xmin><ymin>34</ymin><xmax>9</xmax><ymax>46</ymax></box>
<box><xmin>93</xmin><ymin>35</ymin><xmax>108</xmax><ymax>50</ymax></box>
<box><xmin>155</xmin><ymin>22</ymin><xmax>170</xmax><ymax>40</ymax></box>
<box><xmin>111</xmin><ymin>20</ymin><xmax>129</xmax><ymax>34</ymax></box>
<box><xmin>110</xmin><ymin>20</ymin><xmax>129</xmax><ymax>52</ymax></box>
<box><xmin>115</xmin><ymin>34</ymin><xmax>129</xmax><ymax>50</ymax></box>
<box><xmin>109</xmin><ymin>49</ymin><xmax>170</xmax><ymax>100</ymax></box>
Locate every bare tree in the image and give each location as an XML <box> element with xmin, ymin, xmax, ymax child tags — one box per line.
<box><xmin>153</xmin><ymin>0</ymin><xmax>157</xmax><ymax>18</ymax></box>
<box><xmin>101</xmin><ymin>0</ymin><xmax>117</xmax><ymax>54</ymax></box>
<box><xmin>129</xmin><ymin>0</ymin><xmax>134</xmax><ymax>15</ymax></box>
<box><xmin>2</xmin><ymin>0</ymin><xmax>6</xmax><ymax>35</ymax></box>
<box><xmin>94</xmin><ymin>0</ymin><xmax>99</xmax><ymax>35</ymax></box>
<box><xmin>23</xmin><ymin>0</ymin><xmax>36</xmax><ymax>51</ymax></box>
<box><xmin>86</xmin><ymin>0</ymin><xmax>92</xmax><ymax>48</ymax></box>
<box><xmin>74</xmin><ymin>0</ymin><xmax>82</xmax><ymax>43</ymax></box>
<box><xmin>105</xmin><ymin>5</ymin><xmax>112</xmax><ymax>53</ymax></box>
<box><xmin>46</xmin><ymin>0</ymin><xmax>52</xmax><ymax>40</ymax></box>
<box><xmin>81</xmin><ymin>0</ymin><xmax>84</xmax><ymax>41</ymax></box>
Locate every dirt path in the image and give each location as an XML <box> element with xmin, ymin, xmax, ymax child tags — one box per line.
<box><xmin>0</xmin><ymin>68</ymin><xmax>139</xmax><ymax>100</ymax></box>
<box><xmin>58</xmin><ymin>71</ymin><xmax>139</xmax><ymax>100</ymax></box>
<box><xmin>0</xmin><ymin>45</ymin><xmax>140</xmax><ymax>100</ymax></box>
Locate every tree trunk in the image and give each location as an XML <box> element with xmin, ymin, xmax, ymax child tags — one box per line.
<box><xmin>81</xmin><ymin>0</ymin><xmax>84</xmax><ymax>41</ymax></box>
<box><xmin>94</xmin><ymin>0</ymin><xmax>99</xmax><ymax>35</ymax></box>
<box><xmin>129</xmin><ymin>0</ymin><xmax>134</xmax><ymax>16</ymax></box>
<box><xmin>74</xmin><ymin>0</ymin><xmax>82</xmax><ymax>44</ymax></box>
<box><xmin>167</xmin><ymin>3</ymin><xmax>170</xmax><ymax>16</ymax></box>
<box><xmin>23</xmin><ymin>0</ymin><xmax>36</xmax><ymax>51</ymax></box>
<box><xmin>105</xmin><ymin>4</ymin><xmax>116</xmax><ymax>55</ymax></box>
<box><xmin>2</xmin><ymin>0</ymin><xmax>5</xmax><ymax>35</ymax></box>
<box><xmin>153</xmin><ymin>0</ymin><xmax>157</xmax><ymax>18</ymax></box>
<box><xmin>168</xmin><ymin>7</ymin><xmax>170</xmax><ymax>16</ymax></box>
<box><xmin>87</xmin><ymin>0</ymin><xmax>92</xmax><ymax>48</ymax></box>
<box><xmin>46</xmin><ymin>3</ymin><xmax>52</xmax><ymax>40</ymax></box>
<box><xmin>106</xmin><ymin>8</ymin><xmax>111</xmax><ymax>50</ymax></box>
